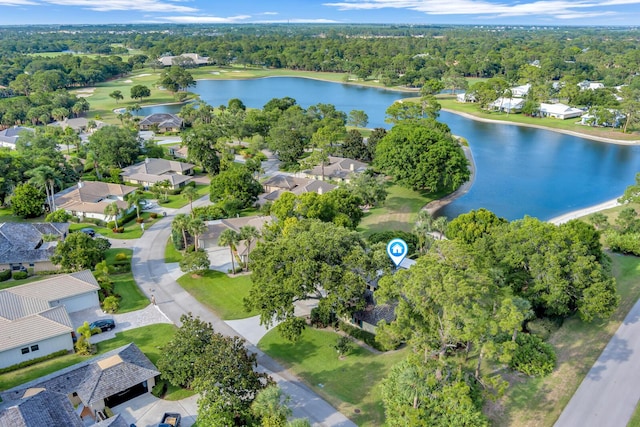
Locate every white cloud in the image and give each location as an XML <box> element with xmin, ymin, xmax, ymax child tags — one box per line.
<box><xmin>162</xmin><ymin>14</ymin><xmax>252</xmax><ymax>23</ymax></box>
<box><xmin>254</xmin><ymin>18</ymin><xmax>341</xmax><ymax>23</ymax></box>
<box><xmin>322</xmin><ymin>0</ymin><xmax>638</xmax><ymax>18</ymax></box>
<box><xmin>42</xmin><ymin>0</ymin><xmax>198</xmax><ymax>12</ymax></box>
<box><xmin>0</xmin><ymin>0</ymin><xmax>36</xmax><ymax>5</ymax></box>
<box><xmin>258</xmin><ymin>11</ymin><xmax>279</xmax><ymax>15</ymax></box>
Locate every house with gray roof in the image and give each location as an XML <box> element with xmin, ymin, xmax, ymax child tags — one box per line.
<box><xmin>157</xmin><ymin>53</ymin><xmax>209</xmax><ymax>67</ymax></box>
<box><xmin>139</xmin><ymin>113</ymin><xmax>183</xmax><ymax>132</ymax></box>
<box><xmin>200</xmin><ymin>215</ymin><xmax>273</xmax><ymax>264</ymax></box>
<box><xmin>261</xmin><ymin>174</ymin><xmax>337</xmax><ymax>202</ymax></box>
<box><xmin>0</xmin><ymin>126</ymin><xmax>34</xmax><ymax>149</ymax></box>
<box><xmin>0</xmin><ymin>343</ymin><xmax>158</xmax><ymax>426</ymax></box>
<box><xmin>302</xmin><ymin>156</ymin><xmax>368</xmax><ymax>183</ymax></box>
<box><xmin>0</xmin><ymin>222</ymin><xmax>69</xmax><ymax>273</ymax></box>
<box><xmin>54</xmin><ymin>181</ymin><xmax>138</xmax><ymax>222</ymax></box>
<box><xmin>0</xmin><ymin>270</ymin><xmax>99</xmax><ymax>369</ymax></box>
<box><xmin>120</xmin><ymin>157</ymin><xmax>195</xmax><ymax>190</ymax></box>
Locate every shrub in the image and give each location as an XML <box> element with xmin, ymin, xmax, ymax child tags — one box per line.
<box><xmin>509</xmin><ymin>333</ymin><xmax>556</xmax><ymax>377</ymax></box>
<box><xmin>12</xmin><ymin>271</ymin><xmax>28</xmax><ymax>280</ymax></box>
<box><xmin>75</xmin><ymin>337</ymin><xmax>92</xmax><ymax>356</ymax></box>
<box><xmin>102</xmin><ymin>295</ymin><xmax>119</xmax><ymax>313</ymax></box>
<box><xmin>150</xmin><ymin>212</ymin><xmax>158</xmax><ymax>219</ymax></box>
<box><xmin>69</xmin><ymin>216</ymin><xmax>80</xmax><ymax>223</ymax></box>
<box><xmin>111</xmin><ymin>262</ymin><xmax>131</xmax><ymax>273</ymax></box>
<box><xmin>114</xmin><ymin>252</ymin><xmax>128</xmax><ymax>261</ymax></box>
<box><xmin>112</xmin><ymin>227</ymin><xmax>125</xmax><ymax>233</ymax></box>
<box><xmin>152</xmin><ymin>379</ymin><xmax>168</xmax><ymax>398</ymax></box>
<box><xmin>0</xmin><ymin>269</ymin><xmax>11</xmax><ymax>282</ymax></box>
<box><xmin>136</xmin><ymin>217</ymin><xmax>144</xmax><ymax>224</ymax></box>
<box><xmin>0</xmin><ymin>349</ymin><xmax>68</xmax><ymax>374</ymax></box>
<box><xmin>334</xmin><ymin>336</ymin><xmax>354</xmax><ymax>357</ymax></box>
<box><xmin>310</xmin><ymin>306</ymin><xmax>337</xmax><ymax>328</ymax></box>
<box><xmin>604</xmin><ymin>230</ymin><xmax>640</xmax><ymax>256</ymax></box>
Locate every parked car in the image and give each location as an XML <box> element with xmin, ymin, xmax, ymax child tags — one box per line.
<box><xmin>80</xmin><ymin>227</ymin><xmax>96</xmax><ymax>237</ymax></box>
<box><xmin>159</xmin><ymin>412</ymin><xmax>181</xmax><ymax>427</ymax></box>
<box><xmin>141</xmin><ymin>200</ymin><xmax>156</xmax><ymax>210</ymax></box>
<box><xmin>89</xmin><ymin>319</ymin><xmax>115</xmax><ymax>333</ymax></box>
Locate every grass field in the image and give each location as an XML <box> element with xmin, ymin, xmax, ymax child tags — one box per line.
<box><xmin>357</xmin><ymin>184</ymin><xmax>439</xmax><ymax>235</ymax></box>
<box><xmin>0</xmin><ymin>324</ymin><xmax>175</xmax><ymax>392</ymax></box>
<box><xmin>493</xmin><ymin>253</ymin><xmax>640</xmax><ymax>426</ymax></box>
<box><xmin>165</xmin><ymin>238</ymin><xmax>183</xmax><ymax>263</ymax></box>
<box><xmin>68</xmin><ymin>210</ymin><xmax>163</xmax><ymax>239</ymax></box>
<box><xmin>177</xmin><ymin>270</ymin><xmax>257</xmax><ymax>320</ymax></box>
<box><xmin>259</xmin><ymin>327</ymin><xmax>408</xmax><ymax>426</ymax></box>
<box><xmin>104</xmin><ymin>248</ymin><xmax>148</xmax><ymax>313</ymax></box>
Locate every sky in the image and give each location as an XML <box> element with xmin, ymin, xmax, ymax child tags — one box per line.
<box><xmin>0</xmin><ymin>0</ymin><xmax>639</xmax><ymax>27</ymax></box>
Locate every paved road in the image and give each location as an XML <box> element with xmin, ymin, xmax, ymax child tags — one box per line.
<box><xmin>554</xmin><ymin>296</ymin><xmax>640</xmax><ymax>427</ymax></box>
<box><xmin>130</xmin><ymin>197</ymin><xmax>356</xmax><ymax>427</ymax></box>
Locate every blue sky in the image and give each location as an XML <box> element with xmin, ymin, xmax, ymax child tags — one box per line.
<box><xmin>0</xmin><ymin>0</ymin><xmax>639</xmax><ymax>26</ymax></box>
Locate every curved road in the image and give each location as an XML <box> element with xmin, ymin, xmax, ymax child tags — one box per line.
<box><xmin>130</xmin><ymin>198</ymin><xmax>356</xmax><ymax>427</ymax></box>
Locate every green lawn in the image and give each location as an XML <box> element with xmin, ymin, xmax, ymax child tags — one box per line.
<box><xmin>0</xmin><ymin>324</ymin><xmax>175</xmax><ymax>392</ymax></box>
<box><xmin>68</xmin><ymin>210</ymin><xmax>163</xmax><ymax>239</ymax></box>
<box><xmin>165</xmin><ymin>238</ymin><xmax>183</xmax><ymax>263</ymax></box>
<box><xmin>495</xmin><ymin>254</ymin><xmax>640</xmax><ymax>427</ymax></box>
<box><xmin>258</xmin><ymin>327</ymin><xmax>408</xmax><ymax>426</ymax></box>
<box><xmin>104</xmin><ymin>249</ymin><xmax>148</xmax><ymax>313</ymax></box>
<box><xmin>177</xmin><ymin>270</ymin><xmax>256</xmax><ymax>320</ymax></box>
<box><xmin>357</xmin><ymin>184</ymin><xmax>439</xmax><ymax>235</ymax></box>
<box><xmin>437</xmin><ymin>98</ymin><xmax>639</xmax><ymax>142</ymax></box>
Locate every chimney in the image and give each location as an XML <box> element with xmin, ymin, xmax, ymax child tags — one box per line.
<box><xmin>145</xmin><ymin>157</ymin><xmax>150</xmax><ymax>164</ymax></box>
<box><xmin>350</xmin><ymin>162</ymin><xmax>355</xmax><ymax>171</ymax></box>
<box><xmin>77</xmin><ymin>180</ymin><xmax>84</xmax><ymax>188</ymax></box>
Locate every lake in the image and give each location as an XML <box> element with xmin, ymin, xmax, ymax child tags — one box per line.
<box><xmin>141</xmin><ymin>77</ymin><xmax>640</xmax><ymax>221</ymax></box>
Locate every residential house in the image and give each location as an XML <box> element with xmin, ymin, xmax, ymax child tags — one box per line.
<box><xmin>510</xmin><ymin>84</ymin><xmax>531</xmax><ymax>98</ymax></box>
<box><xmin>0</xmin><ymin>343</ymin><xmax>158</xmax><ymax>426</ymax></box>
<box><xmin>158</xmin><ymin>53</ymin><xmax>209</xmax><ymax>67</ymax></box>
<box><xmin>456</xmin><ymin>92</ymin><xmax>476</xmax><ymax>103</ymax></box>
<box><xmin>0</xmin><ymin>222</ymin><xmax>69</xmax><ymax>272</ymax></box>
<box><xmin>120</xmin><ymin>157</ymin><xmax>195</xmax><ymax>190</ymax></box>
<box><xmin>139</xmin><ymin>113</ymin><xmax>183</xmax><ymax>132</ymax></box>
<box><xmin>54</xmin><ymin>181</ymin><xmax>138</xmax><ymax>222</ymax></box>
<box><xmin>49</xmin><ymin>117</ymin><xmax>105</xmax><ymax>134</ymax></box>
<box><xmin>261</xmin><ymin>174</ymin><xmax>337</xmax><ymax>202</ymax></box>
<box><xmin>0</xmin><ymin>270</ymin><xmax>100</xmax><ymax>369</ymax></box>
<box><xmin>489</xmin><ymin>97</ymin><xmax>525</xmax><ymax>113</ymax></box>
<box><xmin>0</xmin><ymin>126</ymin><xmax>33</xmax><ymax>149</ymax></box>
<box><xmin>167</xmin><ymin>145</ymin><xmax>188</xmax><ymax>159</ymax></box>
<box><xmin>200</xmin><ymin>216</ymin><xmax>272</xmax><ymax>264</ymax></box>
<box><xmin>539</xmin><ymin>103</ymin><xmax>584</xmax><ymax>120</ymax></box>
<box><xmin>578</xmin><ymin>80</ymin><xmax>605</xmax><ymax>91</ymax></box>
<box><xmin>302</xmin><ymin>156</ymin><xmax>368</xmax><ymax>182</ymax></box>
<box><xmin>581</xmin><ymin>109</ymin><xmax>627</xmax><ymax>128</ymax></box>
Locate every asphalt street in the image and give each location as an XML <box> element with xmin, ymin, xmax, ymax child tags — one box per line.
<box><xmin>130</xmin><ymin>196</ymin><xmax>356</xmax><ymax>427</ymax></box>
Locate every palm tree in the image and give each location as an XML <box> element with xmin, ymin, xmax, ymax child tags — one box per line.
<box><xmin>26</xmin><ymin>165</ymin><xmax>61</xmax><ymax>213</ymax></box>
<box><xmin>181</xmin><ymin>185</ymin><xmax>199</xmax><ymax>217</ymax></box>
<box><xmin>239</xmin><ymin>225</ymin><xmax>260</xmax><ymax>270</ymax></box>
<box><xmin>127</xmin><ymin>191</ymin><xmax>146</xmax><ymax>219</ymax></box>
<box><xmin>104</xmin><ymin>202</ymin><xmax>122</xmax><ymax>229</ymax></box>
<box><xmin>188</xmin><ymin>217</ymin><xmax>207</xmax><ymax>249</ymax></box>
<box><xmin>172</xmin><ymin>214</ymin><xmax>191</xmax><ymax>250</ymax></box>
<box><xmin>218</xmin><ymin>228</ymin><xmax>240</xmax><ymax>274</ymax></box>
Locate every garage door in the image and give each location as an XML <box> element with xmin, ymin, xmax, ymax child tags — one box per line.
<box><xmin>104</xmin><ymin>381</ymin><xmax>148</xmax><ymax>408</ymax></box>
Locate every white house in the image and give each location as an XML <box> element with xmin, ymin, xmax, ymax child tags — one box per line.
<box><xmin>0</xmin><ymin>270</ymin><xmax>100</xmax><ymax>369</ymax></box>
<box><xmin>489</xmin><ymin>97</ymin><xmax>525</xmax><ymax>113</ymax></box>
<box><xmin>510</xmin><ymin>84</ymin><xmax>531</xmax><ymax>98</ymax></box>
<box><xmin>539</xmin><ymin>103</ymin><xmax>584</xmax><ymax>120</ymax></box>
<box><xmin>456</xmin><ymin>92</ymin><xmax>476</xmax><ymax>103</ymax></box>
<box><xmin>578</xmin><ymin>81</ymin><xmax>605</xmax><ymax>91</ymax></box>
<box><xmin>0</xmin><ymin>126</ymin><xmax>33</xmax><ymax>149</ymax></box>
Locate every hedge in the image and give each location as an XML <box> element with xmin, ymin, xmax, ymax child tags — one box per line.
<box><xmin>0</xmin><ymin>269</ymin><xmax>12</xmax><ymax>282</ymax></box>
<box><xmin>0</xmin><ymin>349</ymin><xmax>69</xmax><ymax>374</ymax></box>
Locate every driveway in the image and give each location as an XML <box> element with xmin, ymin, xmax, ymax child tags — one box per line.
<box><xmin>69</xmin><ymin>304</ymin><xmax>172</xmax><ymax>344</ymax></box>
<box><xmin>112</xmin><ymin>391</ymin><xmax>198</xmax><ymax>427</ymax></box>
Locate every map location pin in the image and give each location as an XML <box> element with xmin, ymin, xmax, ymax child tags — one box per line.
<box><xmin>386</xmin><ymin>238</ymin><xmax>408</xmax><ymax>267</ymax></box>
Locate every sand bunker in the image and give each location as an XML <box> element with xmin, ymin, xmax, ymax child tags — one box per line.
<box><xmin>210</xmin><ymin>72</ymin><xmax>220</xmax><ymax>75</ymax></box>
<box><xmin>123</xmin><ymin>79</ymin><xmax>133</xmax><ymax>83</ymax></box>
<box><xmin>136</xmin><ymin>73</ymin><xmax>152</xmax><ymax>77</ymax></box>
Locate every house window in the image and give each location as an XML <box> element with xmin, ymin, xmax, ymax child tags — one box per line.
<box><xmin>21</xmin><ymin>347</ymin><xmax>30</xmax><ymax>354</ymax></box>
<box><xmin>31</xmin><ymin>345</ymin><xmax>39</xmax><ymax>351</ymax></box>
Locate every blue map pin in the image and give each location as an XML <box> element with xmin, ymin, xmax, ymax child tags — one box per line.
<box><xmin>386</xmin><ymin>238</ymin><xmax>408</xmax><ymax>267</ymax></box>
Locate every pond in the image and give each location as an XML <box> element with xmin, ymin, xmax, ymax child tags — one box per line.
<box><xmin>140</xmin><ymin>77</ymin><xmax>640</xmax><ymax>221</ymax></box>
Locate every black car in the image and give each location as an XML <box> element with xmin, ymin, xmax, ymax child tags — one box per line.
<box><xmin>89</xmin><ymin>319</ymin><xmax>115</xmax><ymax>333</ymax></box>
<box><xmin>80</xmin><ymin>228</ymin><xmax>96</xmax><ymax>237</ymax></box>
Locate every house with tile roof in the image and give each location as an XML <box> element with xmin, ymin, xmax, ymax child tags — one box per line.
<box><xmin>0</xmin><ymin>343</ymin><xmax>158</xmax><ymax>426</ymax></box>
<box><xmin>302</xmin><ymin>156</ymin><xmax>368</xmax><ymax>183</ymax></box>
<box><xmin>120</xmin><ymin>157</ymin><xmax>195</xmax><ymax>190</ymax></box>
<box><xmin>54</xmin><ymin>181</ymin><xmax>138</xmax><ymax>222</ymax></box>
<box><xmin>0</xmin><ymin>222</ymin><xmax>69</xmax><ymax>273</ymax></box>
<box><xmin>200</xmin><ymin>216</ymin><xmax>273</xmax><ymax>264</ymax></box>
<box><xmin>138</xmin><ymin>113</ymin><xmax>183</xmax><ymax>132</ymax></box>
<box><xmin>0</xmin><ymin>270</ymin><xmax>100</xmax><ymax>369</ymax></box>
<box><xmin>157</xmin><ymin>53</ymin><xmax>210</xmax><ymax>67</ymax></box>
<box><xmin>0</xmin><ymin>126</ymin><xmax>33</xmax><ymax>149</ymax></box>
<box><xmin>261</xmin><ymin>174</ymin><xmax>337</xmax><ymax>202</ymax></box>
